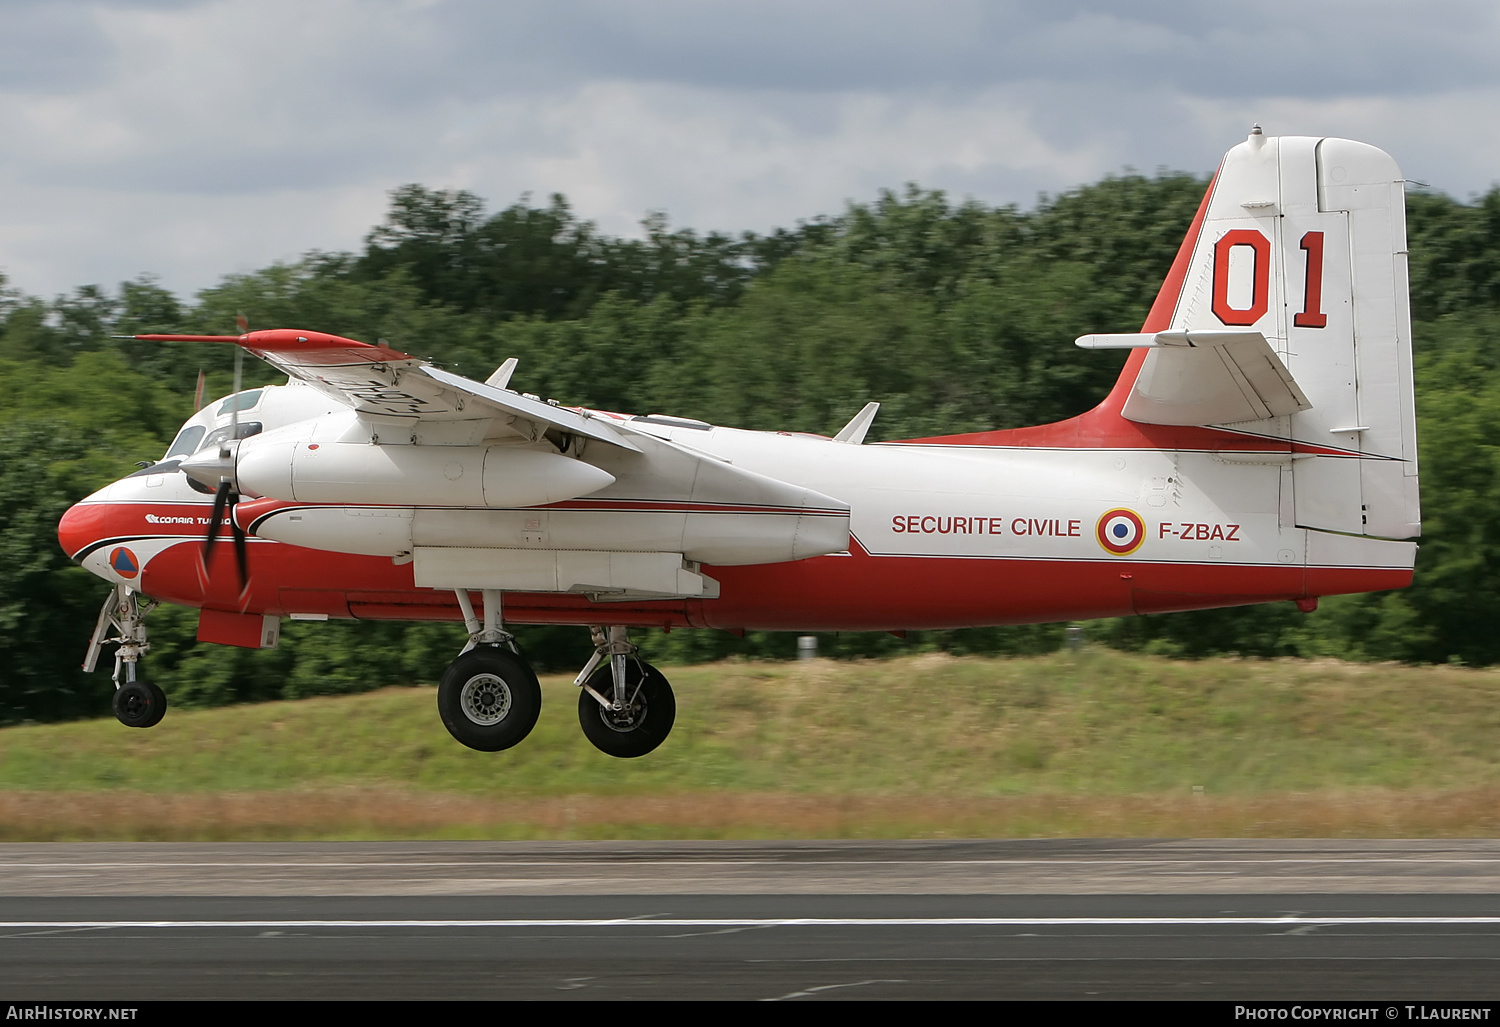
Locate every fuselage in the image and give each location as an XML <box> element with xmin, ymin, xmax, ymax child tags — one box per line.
<box><xmin>58</xmin><ymin>374</ymin><xmax>1414</xmax><ymax>634</ymax></box>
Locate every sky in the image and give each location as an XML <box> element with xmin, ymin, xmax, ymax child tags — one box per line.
<box><xmin>2</xmin><ymin>0</ymin><xmax>1498</xmax><ymax>300</ymax></box>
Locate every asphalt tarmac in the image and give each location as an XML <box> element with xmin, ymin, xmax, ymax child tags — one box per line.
<box><xmin>0</xmin><ymin>839</ymin><xmax>1496</xmax><ymax>1001</ymax></box>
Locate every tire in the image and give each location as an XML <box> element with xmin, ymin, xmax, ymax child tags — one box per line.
<box><xmin>113</xmin><ymin>681</ymin><xmax>166</xmax><ymax>728</ymax></box>
<box><xmin>577</xmin><ymin>660</ymin><xmax>675</xmax><ymax>758</ymax></box>
<box><xmin>437</xmin><ymin>647</ymin><xmax>542</xmax><ymax>752</ymax></box>
<box><xmin>142</xmin><ymin>682</ymin><xmax>167</xmax><ymax>727</ymax></box>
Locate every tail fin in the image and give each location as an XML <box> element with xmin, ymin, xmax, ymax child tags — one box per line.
<box><xmin>1084</xmin><ymin>131</ymin><xmax>1419</xmax><ymax>540</ymax></box>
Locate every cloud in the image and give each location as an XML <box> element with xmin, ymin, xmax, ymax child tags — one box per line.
<box><xmin>421</xmin><ymin>0</ymin><xmax>1500</xmax><ymax>97</ymax></box>
<box><xmin>0</xmin><ymin>0</ymin><xmax>1497</xmax><ymax>299</ymax></box>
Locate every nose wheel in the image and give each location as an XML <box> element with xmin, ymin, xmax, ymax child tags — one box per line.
<box><xmin>112</xmin><ymin>681</ymin><xmax>167</xmax><ymax>729</ymax></box>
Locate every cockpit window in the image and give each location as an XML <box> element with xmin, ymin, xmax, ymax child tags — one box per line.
<box><xmin>218</xmin><ymin>391</ymin><xmax>262</xmax><ymax>416</ymax></box>
<box><xmin>197</xmin><ymin>421</ymin><xmax>264</xmax><ymax>452</ymax></box>
<box><xmin>164</xmin><ymin>424</ymin><xmax>207</xmax><ymax>459</ymax></box>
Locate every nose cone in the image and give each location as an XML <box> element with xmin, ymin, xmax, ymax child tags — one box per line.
<box><xmin>58</xmin><ymin>498</ymin><xmax>113</xmax><ymax>560</ymax></box>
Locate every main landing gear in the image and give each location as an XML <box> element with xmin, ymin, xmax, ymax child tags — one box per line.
<box><xmin>87</xmin><ymin>585</ymin><xmax>167</xmax><ymax>728</ymax></box>
<box><xmin>438</xmin><ymin>590</ymin><xmax>541</xmax><ymax>752</ymax></box>
<box><xmin>438</xmin><ymin>591</ymin><xmax>675</xmax><ymax>758</ymax></box>
<box><xmin>573</xmin><ymin>625</ymin><xmax>675</xmax><ymax>758</ymax></box>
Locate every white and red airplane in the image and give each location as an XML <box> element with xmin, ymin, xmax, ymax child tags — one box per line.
<box><xmin>58</xmin><ymin>130</ymin><xmax>1419</xmax><ymax>757</ymax></box>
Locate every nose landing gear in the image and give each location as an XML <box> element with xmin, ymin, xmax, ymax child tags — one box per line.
<box><xmin>87</xmin><ymin>585</ymin><xmax>167</xmax><ymax>729</ymax></box>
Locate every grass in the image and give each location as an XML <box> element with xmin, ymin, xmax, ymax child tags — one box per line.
<box><xmin>1</xmin><ymin>648</ymin><xmax>1499</xmax><ymax>839</ymax></box>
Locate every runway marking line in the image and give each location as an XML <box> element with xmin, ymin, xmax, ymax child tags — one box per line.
<box><xmin>766</xmin><ymin>979</ymin><xmax>908</xmax><ymax>1000</ymax></box>
<box><xmin>0</xmin><ymin>917</ymin><xmax>1497</xmax><ymax>929</ymax></box>
<box><xmin>2</xmin><ymin>857</ymin><xmax>1500</xmax><ymax>863</ymax></box>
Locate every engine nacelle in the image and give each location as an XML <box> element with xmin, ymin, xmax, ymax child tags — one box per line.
<box><xmin>232</xmin><ymin>420</ymin><xmax>614</xmax><ymax>508</ymax></box>
<box><xmin>238</xmin><ymin>499</ymin><xmax>851</xmax><ymax>566</ymax></box>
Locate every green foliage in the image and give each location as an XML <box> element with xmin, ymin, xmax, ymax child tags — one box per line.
<box><xmin>0</xmin><ymin>423</ymin><xmax>117</xmax><ymax>723</ymax></box>
<box><xmin>143</xmin><ymin>615</ymin><xmax>472</xmax><ymax>709</ymax></box>
<box><xmin>5</xmin><ymin>170</ymin><xmax>1500</xmax><ymax>725</ymax></box>
<box><xmin>353</xmin><ymin>187</ymin><xmax>762</xmax><ymax>319</ymax></box>
<box><xmin>1406</xmin><ymin>188</ymin><xmax>1500</xmax><ymax>320</ymax></box>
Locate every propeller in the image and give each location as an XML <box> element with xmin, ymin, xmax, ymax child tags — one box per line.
<box><xmin>202</xmin><ymin>476</ymin><xmax>249</xmax><ymax>591</ymax></box>
<box><xmin>202</xmin><ymin>315</ymin><xmax>250</xmax><ymax>591</ymax></box>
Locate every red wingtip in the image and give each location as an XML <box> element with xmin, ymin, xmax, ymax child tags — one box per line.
<box><xmin>125</xmin><ymin>330</ymin><xmax>415</xmax><ymax>362</ymax></box>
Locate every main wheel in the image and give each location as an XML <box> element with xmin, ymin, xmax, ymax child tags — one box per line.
<box><xmin>578</xmin><ymin>660</ymin><xmax>675</xmax><ymax>758</ymax></box>
<box><xmin>113</xmin><ymin>681</ymin><xmax>166</xmax><ymax>728</ymax></box>
<box><xmin>437</xmin><ymin>647</ymin><xmax>542</xmax><ymax>752</ymax></box>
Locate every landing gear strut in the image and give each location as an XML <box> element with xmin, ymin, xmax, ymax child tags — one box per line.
<box><xmin>574</xmin><ymin>626</ymin><xmax>676</xmax><ymax>758</ymax></box>
<box><xmin>86</xmin><ymin>585</ymin><xmax>166</xmax><ymax>728</ymax></box>
<box><xmin>438</xmin><ymin>590</ymin><xmax>541</xmax><ymax>752</ymax></box>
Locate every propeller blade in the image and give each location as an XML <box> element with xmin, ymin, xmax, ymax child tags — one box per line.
<box><xmin>203</xmin><ymin>322</ymin><xmax>250</xmax><ymax>589</ymax></box>
<box><xmin>231</xmin><ymin>511</ymin><xmax>250</xmax><ymax>591</ymax></box>
<box><xmin>203</xmin><ymin>479</ymin><xmax>231</xmax><ymax>566</ymax></box>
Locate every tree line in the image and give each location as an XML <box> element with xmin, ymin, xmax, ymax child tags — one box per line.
<box><xmin>3</xmin><ymin>175</ymin><xmax>1499</xmax><ymax>721</ymax></box>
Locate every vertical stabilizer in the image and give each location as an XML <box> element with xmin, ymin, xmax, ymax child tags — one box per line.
<box><xmin>1124</xmin><ymin>131</ymin><xmax>1419</xmax><ymax>540</ymax></box>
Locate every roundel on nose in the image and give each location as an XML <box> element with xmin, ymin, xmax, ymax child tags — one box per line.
<box><xmin>109</xmin><ymin>546</ymin><xmax>140</xmax><ymax>579</ymax></box>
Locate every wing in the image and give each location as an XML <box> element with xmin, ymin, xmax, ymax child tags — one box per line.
<box><xmin>134</xmin><ymin>329</ymin><xmax>852</xmax><ymax>596</ymax></box>
<box><xmin>129</xmin><ymin>330</ymin><xmax>640</xmax><ymax>451</ymax></box>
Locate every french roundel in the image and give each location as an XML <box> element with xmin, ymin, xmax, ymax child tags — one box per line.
<box><xmin>109</xmin><ymin>546</ymin><xmax>140</xmax><ymax>579</ymax></box>
<box><xmin>1095</xmin><ymin>509</ymin><xmax>1145</xmax><ymax>556</ymax></box>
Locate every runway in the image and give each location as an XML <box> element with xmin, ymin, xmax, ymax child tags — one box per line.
<box><xmin>0</xmin><ymin>840</ymin><xmax>1497</xmax><ymax>1000</ymax></box>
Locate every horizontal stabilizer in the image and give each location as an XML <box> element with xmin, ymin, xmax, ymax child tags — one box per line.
<box><xmin>1077</xmin><ymin>330</ymin><xmax>1311</xmax><ymax>426</ymax></box>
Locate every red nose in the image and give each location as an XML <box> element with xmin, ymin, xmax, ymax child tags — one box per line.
<box><xmin>58</xmin><ymin>501</ymin><xmax>113</xmax><ymax>561</ymax></box>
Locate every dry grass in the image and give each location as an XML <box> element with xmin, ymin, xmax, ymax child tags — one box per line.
<box><xmin>0</xmin><ymin>787</ymin><xmax>1497</xmax><ymax>841</ymax></box>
